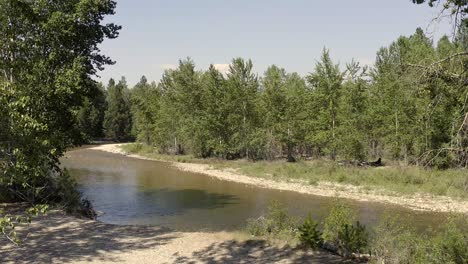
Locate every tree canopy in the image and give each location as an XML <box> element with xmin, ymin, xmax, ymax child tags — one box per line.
<box><xmin>0</xmin><ymin>0</ymin><xmax>120</xmax><ymax>204</ymax></box>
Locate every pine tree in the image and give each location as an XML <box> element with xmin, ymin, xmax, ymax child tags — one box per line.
<box><xmin>77</xmin><ymin>82</ymin><xmax>107</xmax><ymax>140</ymax></box>
<box><xmin>104</xmin><ymin>78</ymin><xmax>133</xmax><ymax>141</ymax></box>
<box><xmin>131</xmin><ymin>76</ymin><xmax>160</xmax><ymax>145</ymax></box>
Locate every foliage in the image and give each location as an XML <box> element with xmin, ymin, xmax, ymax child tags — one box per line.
<box><xmin>0</xmin><ymin>0</ymin><xmax>119</xmax><ymax>242</ymax></box>
<box><xmin>298</xmin><ymin>214</ymin><xmax>323</xmax><ymax>249</ymax></box>
<box><xmin>124</xmin><ymin>25</ymin><xmax>467</xmax><ymax>169</ymax></box>
<box><xmin>243</xmin><ymin>199</ymin><xmax>467</xmax><ymax>261</ymax></box>
<box><xmin>413</xmin><ymin>0</ymin><xmax>467</xmax><ymax>27</ymax></box>
<box><xmin>429</xmin><ymin>216</ymin><xmax>468</xmax><ymax>264</ymax></box>
<box><xmin>246</xmin><ymin>200</ymin><xmax>298</xmax><ymax>241</ymax></box>
<box><xmin>370</xmin><ymin>214</ymin><xmax>425</xmax><ymax>264</ymax></box>
<box><xmin>370</xmin><ymin>213</ymin><xmax>467</xmax><ymax>264</ymax></box>
<box><xmin>322</xmin><ymin>202</ymin><xmax>357</xmax><ymax>243</ymax></box>
<box><xmin>77</xmin><ymin>83</ymin><xmax>107</xmax><ymax>140</ymax></box>
<box><xmin>337</xmin><ymin>221</ymin><xmax>368</xmax><ymax>255</ymax></box>
<box><xmin>103</xmin><ymin>77</ymin><xmax>133</xmax><ymax>141</ymax></box>
<box><xmin>306</xmin><ymin>49</ymin><xmax>344</xmax><ymax>160</ymax></box>
<box><xmin>130</xmin><ymin>76</ymin><xmax>160</xmax><ymax>145</ymax></box>
<box><xmin>0</xmin><ymin>204</ymin><xmax>48</xmax><ymax>246</ymax></box>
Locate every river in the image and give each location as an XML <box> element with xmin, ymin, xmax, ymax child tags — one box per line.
<box><xmin>62</xmin><ymin>147</ymin><xmax>448</xmax><ymax>232</ymax></box>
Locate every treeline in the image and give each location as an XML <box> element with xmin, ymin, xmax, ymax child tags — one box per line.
<box><xmin>77</xmin><ymin>79</ymin><xmax>133</xmax><ymax>141</ymax></box>
<box><xmin>88</xmin><ymin>28</ymin><xmax>468</xmax><ymax>168</ymax></box>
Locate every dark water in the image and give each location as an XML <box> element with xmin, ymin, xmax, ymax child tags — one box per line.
<box><xmin>62</xmin><ymin>147</ymin><xmax>448</xmax><ymax>232</ymax></box>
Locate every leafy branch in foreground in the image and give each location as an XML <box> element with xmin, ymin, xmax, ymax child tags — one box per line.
<box><xmin>0</xmin><ymin>204</ymin><xmax>48</xmax><ymax>246</ymax></box>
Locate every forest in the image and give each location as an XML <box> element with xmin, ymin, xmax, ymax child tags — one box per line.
<box><xmin>90</xmin><ymin>27</ymin><xmax>468</xmax><ymax>169</ymax></box>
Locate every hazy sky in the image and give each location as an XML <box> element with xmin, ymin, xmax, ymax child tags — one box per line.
<box><xmin>97</xmin><ymin>0</ymin><xmax>453</xmax><ymax>86</ymax></box>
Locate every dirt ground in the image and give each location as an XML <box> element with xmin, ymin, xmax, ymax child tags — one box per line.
<box><xmin>0</xmin><ymin>211</ymin><xmax>349</xmax><ymax>264</ymax></box>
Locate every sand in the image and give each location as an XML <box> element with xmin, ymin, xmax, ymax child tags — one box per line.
<box><xmin>90</xmin><ymin>144</ymin><xmax>468</xmax><ymax>214</ymax></box>
<box><xmin>0</xmin><ymin>210</ymin><xmax>346</xmax><ymax>264</ymax></box>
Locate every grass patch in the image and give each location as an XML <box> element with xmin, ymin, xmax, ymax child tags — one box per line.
<box><xmin>121</xmin><ymin>143</ymin><xmax>201</xmax><ymax>163</ymax></box>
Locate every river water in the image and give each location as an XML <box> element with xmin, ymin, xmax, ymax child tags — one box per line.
<box><xmin>62</xmin><ymin>147</ymin><xmax>448</xmax><ymax>232</ymax></box>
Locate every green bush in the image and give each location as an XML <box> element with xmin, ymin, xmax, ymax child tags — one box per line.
<box><xmin>337</xmin><ymin>221</ymin><xmax>368</xmax><ymax>255</ymax></box>
<box><xmin>49</xmin><ymin>169</ymin><xmax>96</xmax><ymax>219</ymax></box>
<box><xmin>246</xmin><ymin>216</ymin><xmax>269</xmax><ymax>236</ymax></box>
<box><xmin>245</xmin><ymin>200</ymin><xmax>466</xmax><ymax>263</ymax></box>
<box><xmin>369</xmin><ymin>214</ymin><xmax>423</xmax><ymax>264</ymax></box>
<box><xmin>369</xmin><ymin>214</ymin><xmax>468</xmax><ymax>264</ymax></box>
<box><xmin>246</xmin><ymin>200</ymin><xmax>298</xmax><ymax>240</ymax></box>
<box><xmin>429</xmin><ymin>216</ymin><xmax>468</xmax><ymax>264</ymax></box>
<box><xmin>322</xmin><ymin>202</ymin><xmax>356</xmax><ymax>243</ymax></box>
<box><xmin>122</xmin><ymin>143</ymin><xmax>144</xmax><ymax>153</ymax></box>
<box><xmin>298</xmin><ymin>214</ymin><xmax>323</xmax><ymax>249</ymax></box>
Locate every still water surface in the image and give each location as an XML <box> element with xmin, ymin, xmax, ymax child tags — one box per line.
<box><xmin>62</xmin><ymin>147</ymin><xmax>447</xmax><ymax>232</ymax></box>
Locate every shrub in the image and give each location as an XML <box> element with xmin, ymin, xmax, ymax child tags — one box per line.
<box><xmin>122</xmin><ymin>143</ymin><xmax>144</xmax><ymax>153</ymax></box>
<box><xmin>370</xmin><ymin>213</ymin><xmax>430</xmax><ymax>264</ymax></box>
<box><xmin>322</xmin><ymin>202</ymin><xmax>356</xmax><ymax>243</ymax></box>
<box><xmin>370</xmin><ymin>214</ymin><xmax>468</xmax><ymax>263</ymax></box>
<box><xmin>48</xmin><ymin>169</ymin><xmax>96</xmax><ymax>219</ymax></box>
<box><xmin>430</xmin><ymin>216</ymin><xmax>468</xmax><ymax>264</ymax></box>
<box><xmin>265</xmin><ymin>200</ymin><xmax>297</xmax><ymax>233</ymax></box>
<box><xmin>246</xmin><ymin>200</ymin><xmax>298</xmax><ymax>240</ymax></box>
<box><xmin>298</xmin><ymin>214</ymin><xmax>323</xmax><ymax>249</ymax></box>
<box><xmin>337</xmin><ymin>221</ymin><xmax>368</xmax><ymax>255</ymax></box>
<box><xmin>246</xmin><ymin>216</ymin><xmax>269</xmax><ymax>236</ymax></box>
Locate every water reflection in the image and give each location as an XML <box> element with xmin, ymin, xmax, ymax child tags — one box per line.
<box><xmin>62</xmin><ymin>147</ymin><xmax>449</xmax><ymax>231</ymax></box>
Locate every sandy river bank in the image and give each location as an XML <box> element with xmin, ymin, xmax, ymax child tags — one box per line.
<box><xmin>90</xmin><ymin>144</ymin><xmax>468</xmax><ymax>214</ymax></box>
<box><xmin>0</xmin><ymin>210</ymin><xmax>345</xmax><ymax>263</ymax></box>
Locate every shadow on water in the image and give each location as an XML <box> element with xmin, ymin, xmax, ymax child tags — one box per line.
<box><xmin>82</xmin><ymin>184</ymin><xmax>239</xmax><ymax>219</ymax></box>
<box><xmin>139</xmin><ymin>188</ymin><xmax>240</xmax><ymax>212</ymax></box>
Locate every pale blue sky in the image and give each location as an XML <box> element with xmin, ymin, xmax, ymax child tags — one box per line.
<box><xmin>97</xmin><ymin>0</ymin><xmax>453</xmax><ymax>86</ymax></box>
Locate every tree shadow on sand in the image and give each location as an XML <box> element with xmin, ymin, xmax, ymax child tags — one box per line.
<box><xmin>173</xmin><ymin>239</ymin><xmax>355</xmax><ymax>264</ymax></box>
<box><xmin>0</xmin><ymin>211</ymin><xmax>178</xmax><ymax>263</ymax></box>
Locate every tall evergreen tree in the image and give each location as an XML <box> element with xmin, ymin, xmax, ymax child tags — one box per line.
<box><xmin>131</xmin><ymin>76</ymin><xmax>160</xmax><ymax>145</ymax></box>
<box><xmin>104</xmin><ymin>78</ymin><xmax>132</xmax><ymax>141</ymax></box>
<box><xmin>77</xmin><ymin>82</ymin><xmax>107</xmax><ymax>140</ymax></box>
